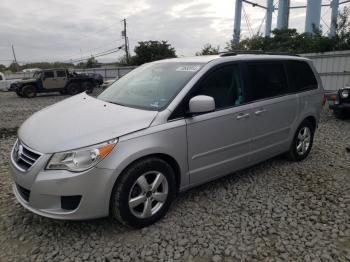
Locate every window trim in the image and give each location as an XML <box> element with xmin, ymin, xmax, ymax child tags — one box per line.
<box><xmin>168</xmin><ymin>61</ymin><xmax>247</xmax><ymax>121</ymax></box>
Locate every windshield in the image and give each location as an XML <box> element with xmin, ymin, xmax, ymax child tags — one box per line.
<box><xmin>98</xmin><ymin>62</ymin><xmax>204</xmax><ymax>110</ymax></box>
<box><xmin>33</xmin><ymin>71</ymin><xmax>42</xmax><ymax>79</ymax></box>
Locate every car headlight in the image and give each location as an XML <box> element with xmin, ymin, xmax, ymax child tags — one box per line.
<box><xmin>46</xmin><ymin>139</ymin><xmax>118</xmax><ymax>172</ymax></box>
<box><xmin>340</xmin><ymin>89</ymin><xmax>349</xmax><ymax>98</ymax></box>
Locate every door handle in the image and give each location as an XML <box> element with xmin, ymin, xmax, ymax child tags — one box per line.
<box><xmin>254</xmin><ymin>109</ymin><xmax>267</xmax><ymax>115</ymax></box>
<box><xmin>236</xmin><ymin>113</ymin><xmax>250</xmax><ymax>120</ymax></box>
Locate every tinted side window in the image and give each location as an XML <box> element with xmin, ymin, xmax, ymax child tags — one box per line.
<box><xmin>245</xmin><ymin>63</ymin><xmax>288</xmax><ymax>101</ymax></box>
<box><xmin>0</xmin><ymin>75</ymin><xmax>2</xmax><ymax>80</ymax></box>
<box><xmin>287</xmin><ymin>61</ymin><xmax>318</xmax><ymax>92</ymax></box>
<box><xmin>56</xmin><ymin>70</ymin><xmax>66</xmax><ymax>77</ymax></box>
<box><xmin>44</xmin><ymin>71</ymin><xmax>54</xmax><ymax>78</ymax></box>
<box><xmin>192</xmin><ymin>64</ymin><xmax>244</xmax><ymax>109</ymax></box>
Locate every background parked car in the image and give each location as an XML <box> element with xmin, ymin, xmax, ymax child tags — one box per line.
<box><xmin>0</xmin><ymin>72</ymin><xmax>19</xmax><ymax>92</ymax></box>
<box><xmin>329</xmin><ymin>86</ymin><xmax>350</xmax><ymax>118</ymax></box>
<box><xmin>10</xmin><ymin>69</ymin><xmax>98</xmax><ymax>98</ymax></box>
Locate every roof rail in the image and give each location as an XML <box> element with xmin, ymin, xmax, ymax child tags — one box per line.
<box><xmin>219</xmin><ymin>50</ymin><xmax>299</xmax><ymax>57</ymax></box>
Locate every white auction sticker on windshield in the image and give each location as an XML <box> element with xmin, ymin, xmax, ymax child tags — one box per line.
<box><xmin>176</xmin><ymin>65</ymin><xmax>201</xmax><ymax>72</ymax></box>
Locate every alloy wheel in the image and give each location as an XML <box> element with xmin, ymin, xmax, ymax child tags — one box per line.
<box><xmin>296</xmin><ymin>126</ymin><xmax>311</xmax><ymax>156</ymax></box>
<box><xmin>128</xmin><ymin>171</ymin><xmax>169</xmax><ymax>219</ymax></box>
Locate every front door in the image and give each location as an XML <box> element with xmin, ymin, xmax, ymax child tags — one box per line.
<box><xmin>185</xmin><ymin>64</ymin><xmax>253</xmax><ymax>185</ymax></box>
<box><xmin>243</xmin><ymin>61</ymin><xmax>298</xmax><ymax>164</ymax></box>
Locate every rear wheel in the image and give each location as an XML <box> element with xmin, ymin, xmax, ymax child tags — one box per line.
<box><xmin>22</xmin><ymin>85</ymin><xmax>37</xmax><ymax>98</ymax></box>
<box><xmin>66</xmin><ymin>83</ymin><xmax>80</xmax><ymax>95</ymax></box>
<box><xmin>110</xmin><ymin>158</ymin><xmax>176</xmax><ymax>228</ymax></box>
<box><xmin>287</xmin><ymin>120</ymin><xmax>315</xmax><ymax>161</ymax></box>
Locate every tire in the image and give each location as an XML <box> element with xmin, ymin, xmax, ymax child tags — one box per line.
<box><xmin>110</xmin><ymin>158</ymin><xmax>176</xmax><ymax>228</ymax></box>
<box><xmin>287</xmin><ymin>120</ymin><xmax>315</xmax><ymax>161</ymax></box>
<box><xmin>15</xmin><ymin>90</ymin><xmax>23</xmax><ymax>97</ymax></box>
<box><xmin>333</xmin><ymin>109</ymin><xmax>347</xmax><ymax>119</ymax></box>
<box><xmin>82</xmin><ymin>81</ymin><xmax>94</xmax><ymax>94</ymax></box>
<box><xmin>22</xmin><ymin>85</ymin><xmax>37</xmax><ymax>98</ymax></box>
<box><xmin>66</xmin><ymin>83</ymin><xmax>80</xmax><ymax>95</ymax></box>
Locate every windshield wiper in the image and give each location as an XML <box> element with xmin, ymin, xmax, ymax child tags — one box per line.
<box><xmin>105</xmin><ymin>100</ymin><xmax>126</xmax><ymax>107</ymax></box>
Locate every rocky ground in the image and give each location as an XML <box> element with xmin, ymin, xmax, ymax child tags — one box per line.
<box><xmin>0</xmin><ymin>91</ymin><xmax>349</xmax><ymax>262</ymax></box>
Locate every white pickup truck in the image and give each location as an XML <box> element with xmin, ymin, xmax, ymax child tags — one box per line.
<box><xmin>0</xmin><ymin>72</ymin><xmax>18</xmax><ymax>91</ymax></box>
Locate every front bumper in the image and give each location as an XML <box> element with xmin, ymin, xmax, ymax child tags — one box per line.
<box><xmin>10</xmin><ymin>153</ymin><xmax>119</xmax><ymax>220</ymax></box>
<box><xmin>329</xmin><ymin>102</ymin><xmax>350</xmax><ymax>111</ymax></box>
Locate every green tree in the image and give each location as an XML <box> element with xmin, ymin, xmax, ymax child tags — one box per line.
<box><xmin>86</xmin><ymin>56</ymin><xmax>98</xmax><ymax>68</ymax></box>
<box><xmin>196</xmin><ymin>44</ymin><xmax>220</xmax><ymax>56</ymax></box>
<box><xmin>132</xmin><ymin>41</ymin><xmax>176</xmax><ymax>65</ymax></box>
<box><xmin>7</xmin><ymin>62</ymin><xmax>20</xmax><ymax>72</ymax></box>
<box><xmin>0</xmin><ymin>64</ymin><xmax>6</xmax><ymax>72</ymax></box>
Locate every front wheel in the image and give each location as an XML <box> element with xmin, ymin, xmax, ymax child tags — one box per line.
<box><xmin>22</xmin><ymin>85</ymin><xmax>37</xmax><ymax>98</ymax></box>
<box><xmin>66</xmin><ymin>83</ymin><xmax>80</xmax><ymax>95</ymax></box>
<box><xmin>15</xmin><ymin>90</ymin><xmax>23</xmax><ymax>97</ymax></box>
<box><xmin>110</xmin><ymin>158</ymin><xmax>176</xmax><ymax>228</ymax></box>
<box><xmin>82</xmin><ymin>81</ymin><xmax>94</xmax><ymax>94</ymax></box>
<box><xmin>287</xmin><ymin>120</ymin><xmax>315</xmax><ymax>161</ymax></box>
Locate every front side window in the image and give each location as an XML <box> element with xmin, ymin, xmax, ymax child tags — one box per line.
<box><xmin>0</xmin><ymin>75</ymin><xmax>2</xmax><ymax>80</ymax></box>
<box><xmin>98</xmin><ymin>62</ymin><xmax>204</xmax><ymax>110</ymax></box>
<box><xmin>245</xmin><ymin>62</ymin><xmax>288</xmax><ymax>101</ymax></box>
<box><xmin>192</xmin><ymin>64</ymin><xmax>244</xmax><ymax>109</ymax></box>
<box><xmin>44</xmin><ymin>71</ymin><xmax>54</xmax><ymax>78</ymax></box>
<box><xmin>287</xmin><ymin>60</ymin><xmax>318</xmax><ymax>92</ymax></box>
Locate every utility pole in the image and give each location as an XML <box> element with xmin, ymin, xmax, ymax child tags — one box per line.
<box><xmin>12</xmin><ymin>44</ymin><xmax>19</xmax><ymax>72</ymax></box>
<box><xmin>122</xmin><ymin>19</ymin><xmax>130</xmax><ymax>65</ymax></box>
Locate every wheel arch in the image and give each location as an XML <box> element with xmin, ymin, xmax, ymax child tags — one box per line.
<box><xmin>303</xmin><ymin>115</ymin><xmax>317</xmax><ymax>131</ymax></box>
<box><xmin>112</xmin><ymin>153</ymin><xmax>182</xmax><ymax>194</ymax></box>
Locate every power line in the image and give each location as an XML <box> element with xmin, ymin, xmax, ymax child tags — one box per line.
<box><xmin>68</xmin><ymin>46</ymin><xmax>124</xmax><ymax>63</ymax></box>
<box><xmin>242</xmin><ymin>5</ymin><xmax>254</xmax><ymax>37</ymax></box>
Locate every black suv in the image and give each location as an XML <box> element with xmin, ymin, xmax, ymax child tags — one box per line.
<box><xmin>10</xmin><ymin>69</ymin><xmax>98</xmax><ymax>98</ymax></box>
<box><xmin>329</xmin><ymin>87</ymin><xmax>350</xmax><ymax>118</ymax></box>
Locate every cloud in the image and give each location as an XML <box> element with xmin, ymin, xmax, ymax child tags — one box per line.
<box><xmin>0</xmin><ymin>0</ymin><xmax>347</xmax><ymax>65</ymax></box>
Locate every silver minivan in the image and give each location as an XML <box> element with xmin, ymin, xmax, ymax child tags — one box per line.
<box><xmin>10</xmin><ymin>53</ymin><xmax>323</xmax><ymax>227</ymax></box>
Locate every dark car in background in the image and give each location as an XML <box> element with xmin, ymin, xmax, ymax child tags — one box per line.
<box><xmin>10</xmin><ymin>69</ymin><xmax>98</xmax><ymax>98</ymax></box>
<box><xmin>329</xmin><ymin>86</ymin><xmax>350</xmax><ymax>118</ymax></box>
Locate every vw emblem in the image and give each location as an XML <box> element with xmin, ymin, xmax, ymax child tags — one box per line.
<box><xmin>14</xmin><ymin>143</ymin><xmax>23</xmax><ymax>162</ymax></box>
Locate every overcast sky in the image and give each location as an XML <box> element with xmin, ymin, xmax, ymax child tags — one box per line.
<box><xmin>0</xmin><ymin>0</ymin><xmax>349</xmax><ymax>65</ymax></box>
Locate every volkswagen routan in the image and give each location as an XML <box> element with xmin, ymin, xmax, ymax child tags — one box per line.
<box><xmin>10</xmin><ymin>53</ymin><xmax>324</xmax><ymax>228</ymax></box>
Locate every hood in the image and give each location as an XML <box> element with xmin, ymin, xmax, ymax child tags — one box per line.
<box><xmin>18</xmin><ymin>78</ymin><xmax>36</xmax><ymax>84</ymax></box>
<box><xmin>18</xmin><ymin>93</ymin><xmax>158</xmax><ymax>153</ymax></box>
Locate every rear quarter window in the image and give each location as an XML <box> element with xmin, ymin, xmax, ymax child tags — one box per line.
<box><xmin>287</xmin><ymin>60</ymin><xmax>318</xmax><ymax>92</ymax></box>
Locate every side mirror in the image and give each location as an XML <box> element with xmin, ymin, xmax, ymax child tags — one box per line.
<box><xmin>189</xmin><ymin>95</ymin><xmax>215</xmax><ymax>114</ymax></box>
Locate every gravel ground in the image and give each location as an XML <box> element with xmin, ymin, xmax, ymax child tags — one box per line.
<box><xmin>0</xmin><ymin>91</ymin><xmax>350</xmax><ymax>262</ymax></box>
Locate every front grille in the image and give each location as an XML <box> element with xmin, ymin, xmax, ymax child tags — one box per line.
<box><xmin>12</xmin><ymin>139</ymin><xmax>41</xmax><ymax>172</ymax></box>
<box><xmin>16</xmin><ymin>184</ymin><xmax>31</xmax><ymax>202</ymax></box>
